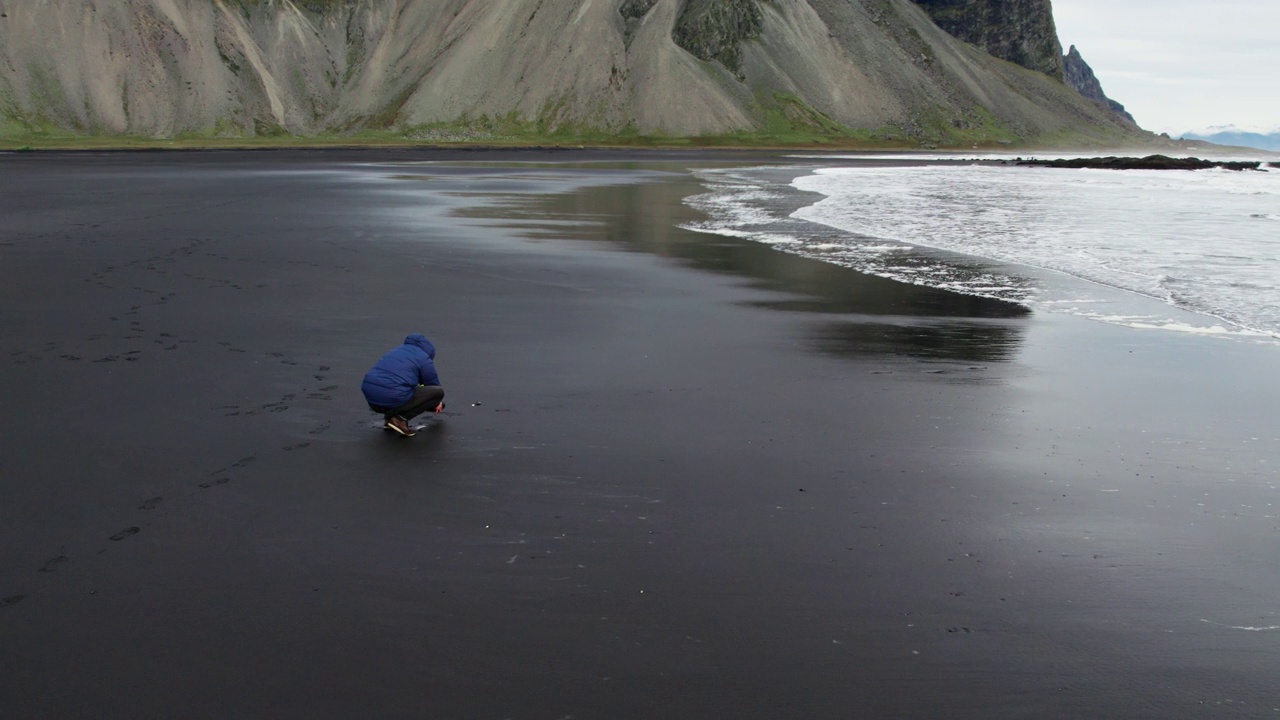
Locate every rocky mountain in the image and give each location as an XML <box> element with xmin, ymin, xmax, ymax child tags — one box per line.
<box><xmin>913</xmin><ymin>0</ymin><xmax>1064</xmax><ymax>79</ymax></box>
<box><xmin>1062</xmin><ymin>46</ymin><xmax>1136</xmax><ymax>126</ymax></box>
<box><xmin>0</xmin><ymin>0</ymin><xmax>1151</xmax><ymax>147</ymax></box>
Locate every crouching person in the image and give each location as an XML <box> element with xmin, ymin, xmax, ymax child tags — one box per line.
<box><xmin>361</xmin><ymin>333</ymin><xmax>445</xmax><ymax>437</ymax></box>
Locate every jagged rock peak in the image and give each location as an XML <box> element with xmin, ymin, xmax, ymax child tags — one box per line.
<box><xmin>620</xmin><ymin>0</ymin><xmax>658</xmax><ymax>19</ymax></box>
<box><xmin>1063</xmin><ymin>45</ymin><xmax>1137</xmax><ymax>126</ymax></box>
<box><xmin>619</xmin><ymin>0</ymin><xmax>659</xmax><ymax>44</ymax></box>
<box><xmin>671</xmin><ymin>0</ymin><xmax>766</xmax><ymax>75</ymax></box>
<box><xmin>914</xmin><ymin>0</ymin><xmax>1064</xmax><ymax>79</ymax></box>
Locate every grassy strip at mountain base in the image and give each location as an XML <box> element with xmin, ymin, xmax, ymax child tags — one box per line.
<box><xmin>0</xmin><ymin>123</ymin><xmax>897</xmax><ymax>152</ymax></box>
<box><xmin>894</xmin><ymin>106</ymin><xmax>1022</xmax><ymax>149</ymax></box>
<box><xmin>0</xmin><ymin>111</ymin><xmax>1124</xmax><ymax>152</ymax></box>
<box><xmin>687</xmin><ymin>92</ymin><xmax>903</xmax><ymax>148</ymax></box>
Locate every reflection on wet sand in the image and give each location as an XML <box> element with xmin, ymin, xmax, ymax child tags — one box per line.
<box><xmin>435</xmin><ymin>167</ymin><xmax>1030</xmax><ymax>365</ymax></box>
<box><xmin>811</xmin><ymin>318</ymin><xmax>1024</xmax><ymax>366</ymax></box>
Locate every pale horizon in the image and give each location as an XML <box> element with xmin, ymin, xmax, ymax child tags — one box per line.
<box><xmin>1052</xmin><ymin>0</ymin><xmax>1279</xmax><ymax>135</ymax></box>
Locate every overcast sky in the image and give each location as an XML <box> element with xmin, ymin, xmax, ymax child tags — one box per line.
<box><xmin>1051</xmin><ymin>0</ymin><xmax>1279</xmax><ymax>134</ymax></box>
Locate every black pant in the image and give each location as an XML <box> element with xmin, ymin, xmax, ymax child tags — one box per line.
<box><xmin>369</xmin><ymin>385</ymin><xmax>444</xmax><ymax>421</ymax></box>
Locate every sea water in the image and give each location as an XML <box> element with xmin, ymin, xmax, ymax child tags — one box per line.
<box><xmin>683</xmin><ymin>155</ymin><xmax>1280</xmax><ymax>343</ymax></box>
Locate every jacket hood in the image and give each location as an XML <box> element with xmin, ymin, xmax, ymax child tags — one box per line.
<box><xmin>404</xmin><ymin>333</ymin><xmax>435</xmax><ymax>359</ymax></box>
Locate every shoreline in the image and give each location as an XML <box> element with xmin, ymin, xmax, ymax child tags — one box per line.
<box><xmin>2</xmin><ymin>150</ymin><xmax>1278</xmax><ymax>718</ymax></box>
<box><xmin>0</xmin><ymin>133</ymin><xmax>1233</xmax><ymax>155</ymax></box>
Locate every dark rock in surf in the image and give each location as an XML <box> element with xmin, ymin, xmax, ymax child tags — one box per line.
<box><xmin>1017</xmin><ymin>155</ymin><xmax>1262</xmax><ymax>171</ymax></box>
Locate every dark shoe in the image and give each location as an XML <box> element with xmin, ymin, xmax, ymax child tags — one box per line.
<box><xmin>384</xmin><ymin>416</ymin><xmax>415</xmax><ymax>437</ymax></box>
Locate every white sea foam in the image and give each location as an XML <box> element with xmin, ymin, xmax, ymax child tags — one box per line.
<box><xmin>1201</xmin><ymin>619</ymin><xmax>1280</xmax><ymax>632</ymax></box>
<box><xmin>683</xmin><ymin>161</ymin><xmax>1280</xmax><ymax>343</ymax></box>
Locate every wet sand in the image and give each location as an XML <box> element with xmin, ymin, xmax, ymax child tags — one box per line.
<box><xmin>2</xmin><ymin>149</ymin><xmax>1278</xmax><ymax>718</ymax></box>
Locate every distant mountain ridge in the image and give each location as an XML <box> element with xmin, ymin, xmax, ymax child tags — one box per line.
<box><xmin>0</xmin><ymin>0</ymin><xmax>1154</xmax><ymax>147</ymax></box>
<box><xmin>1178</xmin><ymin>127</ymin><xmax>1280</xmax><ymax>152</ymax></box>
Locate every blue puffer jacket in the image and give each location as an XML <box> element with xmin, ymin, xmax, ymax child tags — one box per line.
<box><xmin>361</xmin><ymin>334</ymin><xmax>441</xmax><ymax>408</ymax></box>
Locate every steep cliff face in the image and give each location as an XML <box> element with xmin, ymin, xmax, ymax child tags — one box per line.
<box><xmin>671</xmin><ymin>0</ymin><xmax>764</xmax><ymax>76</ymax></box>
<box><xmin>913</xmin><ymin>0</ymin><xmax>1064</xmax><ymax>79</ymax></box>
<box><xmin>0</xmin><ymin>0</ymin><xmax>1146</xmax><ymax>146</ymax></box>
<box><xmin>1063</xmin><ymin>45</ymin><xmax>1136</xmax><ymax>126</ymax></box>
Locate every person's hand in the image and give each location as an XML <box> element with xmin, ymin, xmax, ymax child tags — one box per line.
<box><xmin>434</xmin><ymin>402</ymin><xmax>444</xmax><ymax>413</ymax></box>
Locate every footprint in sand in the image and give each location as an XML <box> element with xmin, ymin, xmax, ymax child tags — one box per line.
<box><xmin>109</xmin><ymin>527</ymin><xmax>140</xmax><ymax>542</ymax></box>
<box><xmin>2</xmin><ymin>595</ymin><xmax>23</xmax><ymax>607</ymax></box>
<box><xmin>138</xmin><ymin>496</ymin><xmax>163</xmax><ymax>510</ymax></box>
<box><xmin>38</xmin><ymin>556</ymin><xmax>68</xmax><ymax>573</ymax></box>
<box><xmin>198</xmin><ymin>477</ymin><xmax>231</xmax><ymax>489</ymax></box>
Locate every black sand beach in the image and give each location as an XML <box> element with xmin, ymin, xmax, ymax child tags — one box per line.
<box><xmin>2</xmin><ymin>149</ymin><xmax>1278</xmax><ymax>719</ymax></box>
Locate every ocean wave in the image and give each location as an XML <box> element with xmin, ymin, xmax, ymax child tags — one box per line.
<box><xmin>685</xmin><ymin>163</ymin><xmax>1280</xmax><ymax>342</ymax></box>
